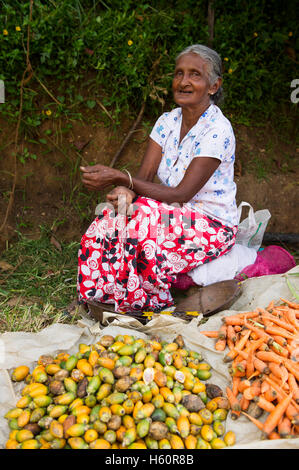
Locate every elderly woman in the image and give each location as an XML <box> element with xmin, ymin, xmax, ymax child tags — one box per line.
<box><xmin>78</xmin><ymin>44</ymin><xmax>238</xmax><ymax>313</ymax></box>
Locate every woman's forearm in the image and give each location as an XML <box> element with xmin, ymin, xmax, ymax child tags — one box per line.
<box><xmin>116</xmin><ymin>172</ymin><xmax>183</xmax><ymax>205</ymax></box>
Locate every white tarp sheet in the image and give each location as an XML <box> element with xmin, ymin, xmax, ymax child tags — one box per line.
<box><xmin>1</xmin><ymin>266</ymin><xmax>298</xmax><ymax>449</ymax></box>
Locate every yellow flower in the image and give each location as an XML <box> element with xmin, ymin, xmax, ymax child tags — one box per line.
<box><xmin>15</xmin><ymin>26</ymin><xmax>21</xmax><ymax>32</ymax></box>
<box><xmin>127</xmin><ymin>39</ymin><xmax>133</xmax><ymax>46</ymax></box>
<box><xmin>45</xmin><ymin>110</ymin><xmax>52</xmax><ymax>116</ymax></box>
<box><xmin>3</xmin><ymin>29</ymin><xmax>8</xmax><ymax>36</ymax></box>
<box><xmin>127</xmin><ymin>54</ymin><xmax>132</xmax><ymax>58</ymax></box>
<box><xmin>288</xmin><ymin>31</ymin><xmax>293</xmax><ymax>37</ymax></box>
<box><xmin>253</xmin><ymin>32</ymin><xmax>258</xmax><ymax>37</ymax></box>
<box><xmin>228</xmin><ymin>68</ymin><xmax>233</xmax><ymax>74</ymax></box>
<box><xmin>224</xmin><ymin>57</ymin><xmax>229</xmax><ymax>61</ymax></box>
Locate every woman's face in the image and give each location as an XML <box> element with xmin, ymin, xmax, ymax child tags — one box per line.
<box><xmin>172</xmin><ymin>53</ymin><xmax>218</xmax><ymax>109</ymax></box>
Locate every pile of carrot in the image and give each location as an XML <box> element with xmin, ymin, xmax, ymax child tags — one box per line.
<box><xmin>200</xmin><ymin>298</ymin><xmax>299</xmax><ymax>439</ymax></box>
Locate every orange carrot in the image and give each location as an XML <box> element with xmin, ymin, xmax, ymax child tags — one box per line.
<box><xmin>253</xmin><ymin>356</ymin><xmax>270</xmax><ymax>374</ymax></box>
<box><xmin>240</xmin><ymin>395</ymin><xmax>250</xmax><ymax>411</ymax></box>
<box><xmin>268</xmin><ymin>431</ymin><xmax>280</xmax><ymax>440</ymax></box>
<box><xmin>227</xmin><ymin>325</ymin><xmax>237</xmax><ymax>344</ymax></box>
<box><xmin>256</xmin><ymin>350</ymin><xmax>283</xmax><ymax>364</ymax></box>
<box><xmin>226</xmin><ymin>386</ymin><xmax>241</xmax><ymax>413</ymax></box>
<box><xmin>218</xmin><ymin>324</ymin><xmax>227</xmax><ymax>339</ymax></box>
<box><xmin>243</xmin><ymin>380</ymin><xmax>261</xmax><ymax>401</ymax></box>
<box><xmin>244</xmin><ymin>322</ymin><xmax>271</xmax><ymax>343</ymax></box>
<box><xmin>253</xmin><ymin>395</ymin><xmax>275</xmax><ymax>413</ymax></box>
<box><xmin>280</xmin><ymin>298</ymin><xmax>299</xmax><ymax>310</ymax></box>
<box><xmin>261</xmin><ymin>380</ymin><xmax>270</xmax><ymax>394</ymax></box>
<box><xmin>200</xmin><ymin>330</ymin><xmax>220</xmax><ymax>338</ymax></box>
<box><xmin>263</xmin><ymin>392</ymin><xmax>293</xmax><ymax>435</ymax></box>
<box><xmin>266</xmin><ymin>300</ymin><xmax>275</xmax><ymax>311</ymax></box>
<box><xmin>238</xmin><ymin>379</ymin><xmax>251</xmax><ymax>394</ymax></box>
<box><xmin>263</xmin><ymin>387</ymin><xmax>278</xmax><ymax>403</ymax></box>
<box><xmin>278</xmin><ymin>416</ymin><xmax>292</xmax><ymax>437</ymax></box>
<box><xmin>249</xmin><ymin>336</ymin><xmax>267</xmax><ymax>353</ymax></box>
<box><xmin>223</xmin><ymin>311</ymin><xmax>259</xmax><ymax>320</ymax></box>
<box><xmin>269</xmin><ymin>341</ymin><xmax>289</xmax><ymax>358</ymax></box>
<box><xmin>285</xmin><ymin>309</ymin><xmax>299</xmax><ymax>329</ymax></box>
<box><xmin>215</xmin><ymin>337</ymin><xmax>227</xmax><ymax>351</ymax></box>
<box><xmin>264</xmin><ymin>325</ymin><xmax>295</xmax><ymax>340</ymax></box>
<box><xmin>258</xmin><ymin>342</ymin><xmax>269</xmax><ymax>352</ymax></box>
<box><xmin>264</xmin><ymin>376</ymin><xmax>299</xmax><ymax>414</ymax></box>
<box><xmin>268</xmin><ymin>372</ymin><xmax>287</xmax><ymax>389</ymax></box>
<box><xmin>232</xmin><ymin>376</ymin><xmax>241</xmax><ymax>397</ymax></box>
<box><xmin>287</xmin><ymin>344</ymin><xmax>298</xmax><ymax>360</ymax></box>
<box><xmin>235</xmin><ymin>329</ymin><xmax>251</xmax><ymax>350</ymax></box>
<box><xmin>286</xmin><ymin>407</ymin><xmax>299</xmax><ymax>423</ymax></box>
<box><xmin>230</xmin><ymin>361</ymin><xmax>246</xmax><ymax>378</ymax></box>
<box><xmin>223</xmin><ymin>330</ymin><xmax>251</xmax><ymax>362</ymax></box>
<box><xmin>246</xmin><ymin>348</ymin><xmax>255</xmax><ymax>379</ymax></box>
<box><xmin>234</xmin><ymin>325</ymin><xmax>242</xmax><ymax>332</ymax></box>
<box><xmin>227</xmin><ymin>338</ymin><xmax>235</xmax><ymax>351</ymax></box>
<box><xmin>279</xmin><ymin>364</ymin><xmax>289</xmax><ymax>388</ymax></box>
<box><xmin>241</xmin><ymin>411</ymin><xmax>264</xmax><ymax>431</ymax></box>
<box><xmin>223</xmin><ymin>317</ymin><xmax>245</xmax><ymax>326</ymax></box>
<box><xmin>284</xmin><ymin>361</ymin><xmax>299</xmax><ymax>382</ymax></box>
<box><xmin>248</xmin><ymin>370</ymin><xmax>261</xmax><ymax>380</ymax></box>
<box><xmin>272</xmin><ymin>335</ymin><xmax>287</xmax><ymax>347</ymax></box>
<box><xmin>264</xmin><ymin>376</ymin><xmax>287</xmax><ymax>401</ymax></box>
<box><xmin>288</xmin><ymin>374</ymin><xmax>299</xmax><ymax>404</ymax></box>
<box><xmin>260</xmin><ymin>313</ymin><xmax>296</xmax><ymax>333</ymax></box>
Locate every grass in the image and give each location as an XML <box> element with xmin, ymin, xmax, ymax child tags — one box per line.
<box><xmin>0</xmin><ymin>227</ymin><xmax>82</xmax><ymax>333</ymax></box>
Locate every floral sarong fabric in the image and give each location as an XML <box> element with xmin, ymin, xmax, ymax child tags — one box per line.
<box><xmin>77</xmin><ymin>196</ymin><xmax>237</xmax><ymax>313</ymax></box>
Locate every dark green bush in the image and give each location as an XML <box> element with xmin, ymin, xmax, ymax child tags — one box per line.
<box><xmin>0</xmin><ymin>0</ymin><xmax>298</xmax><ymax>126</ymax></box>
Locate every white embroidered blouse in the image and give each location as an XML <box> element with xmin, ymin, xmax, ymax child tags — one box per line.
<box><xmin>149</xmin><ymin>104</ymin><xmax>238</xmax><ymax>227</ymax></box>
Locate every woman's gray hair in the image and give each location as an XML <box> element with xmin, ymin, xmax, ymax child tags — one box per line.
<box><xmin>176</xmin><ymin>44</ymin><xmax>224</xmax><ymax>105</ymax></box>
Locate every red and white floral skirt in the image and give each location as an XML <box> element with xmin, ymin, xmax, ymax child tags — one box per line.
<box><xmin>77</xmin><ymin>196</ymin><xmax>237</xmax><ymax>312</ymax></box>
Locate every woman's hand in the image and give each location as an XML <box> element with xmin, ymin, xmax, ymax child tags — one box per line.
<box><xmin>80</xmin><ymin>164</ymin><xmax>123</xmax><ymax>191</ymax></box>
<box><xmin>106</xmin><ymin>186</ymin><xmax>136</xmax><ymax>214</ymax></box>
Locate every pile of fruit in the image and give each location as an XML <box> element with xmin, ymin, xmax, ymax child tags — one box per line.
<box><xmin>5</xmin><ymin>333</ymin><xmax>236</xmax><ymax>449</ymax></box>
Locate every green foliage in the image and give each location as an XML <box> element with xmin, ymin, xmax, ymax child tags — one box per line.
<box><xmin>0</xmin><ymin>0</ymin><xmax>298</xmax><ymax>126</ymax></box>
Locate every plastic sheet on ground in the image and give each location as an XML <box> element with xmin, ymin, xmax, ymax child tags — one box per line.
<box><xmin>0</xmin><ymin>266</ymin><xmax>298</xmax><ymax>449</ymax></box>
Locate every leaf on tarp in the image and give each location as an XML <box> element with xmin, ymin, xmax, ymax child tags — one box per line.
<box><xmin>286</xmin><ymin>276</ymin><xmax>299</xmax><ymax>301</ymax></box>
<box><xmin>50</xmin><ymin>235</ymin><xmax>62</xmax><ymax>252</ymax></box>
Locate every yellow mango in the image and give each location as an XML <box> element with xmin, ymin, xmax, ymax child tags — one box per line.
<box><xmin>11</xmin><ymin>366</ymin><xmax>30</xmax><ymax>382</ymax></box>
<box><xmin>88</xmin><ymin>350</ymin><xmax>99</xmax><ymax>367</ymax></box>
<box><xmin>169</xmin><ymin>434</ymin><xmax>185</xmax><ymax>449</ymax></box>
<box><xmin>17</xmin><ymin>410</ymin><xmax>31</xmax><ymax>428</ymax></box>
<box><xmin>77</xmin><ymin>359</ymin><xmax>93</xmax><ymax>376</ymax></box>
<box><xmin>89</xmin><ymin>438</ymin><xmax>111</xmax><ymax>449</ymax></box>
<box><xmin>6</xmin><ymin>439</ymin><xmax>19</xmax><ymax>449</ymax></box>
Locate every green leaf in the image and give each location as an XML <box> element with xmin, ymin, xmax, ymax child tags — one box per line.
<box><xmin>86</xmin><ymin>100</ymin><xmax>96</xmax><ymax>109</ymax></box>
<box><xmin>286</xmin><ymin>276</ymin><xmax>299</xmax><ymax>301</ymax></box>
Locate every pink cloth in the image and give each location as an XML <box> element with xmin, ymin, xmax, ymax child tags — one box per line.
<box><xmin>171</xmin><ymin>272</ymin><xmax>197</xmax><ymax>290</ymax></box>
<box><xmin>173</xmin><ymin>245</ymin><xmax>296</xmax><ymax>290</ymax></box>
<box><xmin>235</xmin><ymin>245</ymin><xmax>296</xmax><ymax>281</ymax></box>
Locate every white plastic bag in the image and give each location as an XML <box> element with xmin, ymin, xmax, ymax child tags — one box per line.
<box><xmin>235</xmin><ymin>201</ymin><xmax>271</xmax><ymax>251</ymax></box>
